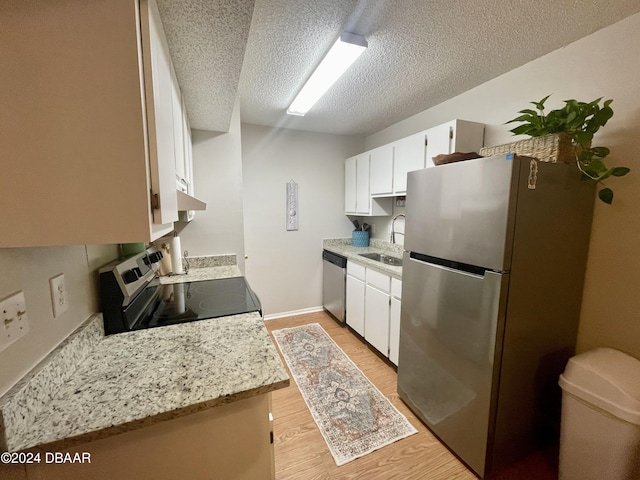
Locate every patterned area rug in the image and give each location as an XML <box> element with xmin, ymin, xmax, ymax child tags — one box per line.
<box><xmin>272</xmin><ymin>323</ymin><xmax>417</xmax><ymax>466</ymax></box>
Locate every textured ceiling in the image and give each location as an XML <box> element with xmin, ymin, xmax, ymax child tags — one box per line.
<box><xmin>159</xmin><ymin>0</ymin><xmax>640</xmax><ymax>136</ymax></box>
<box><xmin>156</xmin><ymin>0</ymin><xmax>255</xmax><ymax>132</ymax></box>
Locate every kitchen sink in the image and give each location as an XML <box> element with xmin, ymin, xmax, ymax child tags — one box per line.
<box><xmin>358</xmin><ymin>252</ymin><xmax>403</xmax><ymax>267</ymax></box>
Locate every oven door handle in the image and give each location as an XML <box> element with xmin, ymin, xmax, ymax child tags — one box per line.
<box><xmin>122</xmin><ymin>286</ymin><xmax>161</xmax><ymax>331</ymax></box>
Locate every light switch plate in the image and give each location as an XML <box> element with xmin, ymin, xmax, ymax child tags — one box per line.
<box><xmin>49</xmin><ymin>273</ymin><xmax>69</xmax><ymax>318</ymax></box>
<box><xmin>0</xmin><ymin>291</ymin><xmax>29</xmax><ymax>353</ymax></box>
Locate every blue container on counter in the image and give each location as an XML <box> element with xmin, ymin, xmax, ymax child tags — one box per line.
<box><xmin>352</xmin><ymin>230</ymin><xmax>370</xmax><ymax>247</ymax></box>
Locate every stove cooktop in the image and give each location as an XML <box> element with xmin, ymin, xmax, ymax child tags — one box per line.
<box><xmin>137</xmin><ymin>277</ymin><xmax>261</xmax><ymax>330</ymax></box>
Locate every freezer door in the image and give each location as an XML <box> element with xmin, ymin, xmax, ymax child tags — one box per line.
<box><xmin>405</xmin><ymin>154</ymin><xmax>520</xmax><ymax>272</ymax></box>
<box><xmin>397</xmin><ymin>253</ymin><xmax>508</xmax><ymax>477</ymax></box>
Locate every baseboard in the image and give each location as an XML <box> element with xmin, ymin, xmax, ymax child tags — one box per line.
<box><xmin>263</xmin><ymin>306</ymin><xmax>325</xmax><ymax>321</ymax></box>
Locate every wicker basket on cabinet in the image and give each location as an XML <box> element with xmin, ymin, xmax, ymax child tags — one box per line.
<box><xmin>479</xmin><ymin>132</ymin><xmax>585</xmax><ymax>164</ymax></box>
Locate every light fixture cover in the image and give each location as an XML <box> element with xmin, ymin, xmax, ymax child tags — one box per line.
<box><xmin>287</xmin><ymin>32</ymin><xmax>367</xmax><ymax>116</ymax></box>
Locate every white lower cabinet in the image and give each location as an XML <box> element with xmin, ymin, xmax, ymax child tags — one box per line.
<box><xmin>345</xmin><ymin>260</ymin><xmax>402</xmax><ymax>362</ymax></box>
<box><xmin>389</xmin><ymin>297</ymin><xmax>401</xmax><ymax>365</ymax></box>
<box><xmin>389</xmin><ymin>277</ymin><xmax>402</xmax><ymax>365</ymax></box>
<box><xmin>365</xmin><ymin>285</ymin><xmax>390</xmax><ymax>355</ymax></box>
<box><xmin>346</xmin><ymin>274</ymin><xmax>366</xmax><ymax>336</ymax></box>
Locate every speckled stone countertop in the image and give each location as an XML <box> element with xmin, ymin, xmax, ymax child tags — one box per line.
<box><xmin>159</xmin><ymin>253</ymin><xmax>241</xmax><ymax>284</ymax></box>
<box><xmin>0</xmin><ymin>257</ymin><xmax>289</xmax><ymax>453</ymax></box>
<box><xmin>323</xmin><ymin>238</ymin><xmax>404</xmax><ymax>279</ymax></box>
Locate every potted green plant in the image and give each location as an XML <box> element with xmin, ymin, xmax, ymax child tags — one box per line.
<box><xmin>505</xmin><ymin>95</ymin><xmax>629</xmax><ymax>204</ymax></box>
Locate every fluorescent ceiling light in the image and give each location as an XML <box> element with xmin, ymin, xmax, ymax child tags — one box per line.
<box><xmin>287</xmin><ymin>32</ymin><xmax>367</xmax><ymax>116</ymax></box>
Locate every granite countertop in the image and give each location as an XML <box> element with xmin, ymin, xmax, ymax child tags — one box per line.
<box><xmin>0</xmin><ymin>256</ymin><xmax>289</xmax><ymax>453</ymax></box>
<box><xmin>323</xmin><ymin>238</ymin><xmax>404</xmax><ymax>279</ymax></box>
<box><xmin>158</xmin><ymin>254</ymin><xmax>242</xmax><ymax>284</ymax></box>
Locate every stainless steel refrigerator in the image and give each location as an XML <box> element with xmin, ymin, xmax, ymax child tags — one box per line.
<box><xmin>397</xmin><ymin>154</ymin><xmax>595</xmax><ymax>478</ymax></box>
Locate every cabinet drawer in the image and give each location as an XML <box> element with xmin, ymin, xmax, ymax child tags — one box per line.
<box><xmin>347</xmin><ymin>261</ymin><xmax>366</xmax><ymax>281</ymax></box>
<box><xmin>366</xmin><ymin>268</ymin><xmax>391</xmax><ymax>293</ymax></box>
<box><xmin>391</xmin><ymin>277</ymin><xmax>402</xmax><ymax>299</ymax></box>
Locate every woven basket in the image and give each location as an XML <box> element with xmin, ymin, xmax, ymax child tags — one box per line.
<box><xmin>479</xmin><ymin>132</ymin><xmax>582</xmax><ymax>164</ymax></box>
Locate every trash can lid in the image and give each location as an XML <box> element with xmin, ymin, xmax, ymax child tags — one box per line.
<box><xmin>559</xmin><ymin>347</ymin><xmax>640</xmax><ymax>425</ymax></box>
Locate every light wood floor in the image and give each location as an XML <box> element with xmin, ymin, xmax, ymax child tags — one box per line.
<box><xmin>265</xmin><ymin>311</ymin><xmax>478</xmax><ymax>480</ymax></box>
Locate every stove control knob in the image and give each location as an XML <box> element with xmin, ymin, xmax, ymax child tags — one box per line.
<box><xmin>123</xmin><ymin>269</ymin><xmax>140</xmax><ymax>284</ymax></box>
<box><xmin>150</xmin><ymin>252</ymin><xmax>163</xmax><ymax>263</ymax></box>
<box><xmin>143</xmin><ymin>252</ymin><xmax>163</xmax><ymax>266</ymax></box>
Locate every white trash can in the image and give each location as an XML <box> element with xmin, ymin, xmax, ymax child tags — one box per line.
<box><xmin>558</xmin><ymin>347</ymin><xmax>640</xmax><ymax>480</ymax></box>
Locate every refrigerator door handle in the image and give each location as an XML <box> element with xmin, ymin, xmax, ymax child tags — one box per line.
<box><xmin>408</xmin><ymin>252</ymin><xmax>488</xmax><ymax>278</ymax></box>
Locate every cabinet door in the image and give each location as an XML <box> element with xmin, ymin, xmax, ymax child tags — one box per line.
<box><xmin>182</xmin><ymin>97</ymin><xmax>194</xmax><ymax>193</ymax></box>
<box><xmin>346</xmin><ymin>275</ymin><xmax>365</xmax><ymax>336</ymax></box>
<box><xmin>366</xmin><ymin>268</ymin><xmax>391</xmax><ymax>294</ymax></box>
<box><xmin>141</xmin><ymin>0</ymin><xmax>178</xmax><ymax>225</ymax></box>
<box><xmin>370</xmin><ymin>145</ymin><xmax>393</xmax><ymax>196</ymax></box>
<box><xmin>347</xmin><ymin>261</ymin><xmax>366</xmax><ymax>282</ymax></box>
<box><xmin>355</xmin><ymin>154</ymin><xmax>371</xmax><ymax>215</ymax></box>
<box><xmin>365</xmin><ymin>285</ymin><xmax>390</xmax><ymax>356</ymax></box>
<box><xmin>451</xmin><ymin>119</ymin><xmax>485</xmax><ymax>154</ymax></box>
<box><xmin>425</xmin><ymin>120</ymin><xmax>485</xmax><ymax>168</ymax></box>
<box><xmin>0</xmin><ymin>0</ymin><xmax>184</xmax><ymax>247</ymax></box>
<box><xmin>393</xmin><ymin>131</ymin><xmax>427</xmax><ymax>194</ymax></box>
<box><xmin>389</xmin><ymin>297</ymin><xmax>401</xmax><ymax>365</ymax></box>
<box><xmin>425</xmin><ymin>122</ymin><xmax>453</xmax><ymax>168</ymax></box>
<box><xmin>345</xmin><ymin>156</ymin><xmax>357</xmax><ymax>214</ymax></box>
<box><xmin>172</xmin><ymin>65</ymin><xmax>185</xmax><ymax>183</ymax></box>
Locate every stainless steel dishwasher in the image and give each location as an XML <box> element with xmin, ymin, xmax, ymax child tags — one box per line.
<box><xmin>322</xmin><ymin>250</ymin><xmax>347</xmax><ymax>324</ymax></box>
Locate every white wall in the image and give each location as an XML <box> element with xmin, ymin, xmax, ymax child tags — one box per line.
<box><xmin>0</xmin><ymin>244</ymin><xmax>118</xmax><ymax>396</ymax></box>
<box><xmin>241</xmin><ymin>124</ymin><xmax>363</xmax><ymax>317</ymax></box>
<box><xmin>177</xmin><ymin>101</ymin><xmax>246</xmax><ymax>272</ymax></box>
<box><xmin>365</xmin><ymin>13</ymin><xmax>640</xmax><ymax>358</ymax></box>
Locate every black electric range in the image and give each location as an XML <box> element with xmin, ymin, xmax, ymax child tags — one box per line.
<box><xmin>99</xmin><ymin>249</ymin><xmax>261</xmax><ymax>335</ymax></box>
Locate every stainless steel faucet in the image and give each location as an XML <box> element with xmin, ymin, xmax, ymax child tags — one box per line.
<box><xmin>390</xmin><ymin>213</ymin><xmax>406</xmax><ymax>244</ymax></box>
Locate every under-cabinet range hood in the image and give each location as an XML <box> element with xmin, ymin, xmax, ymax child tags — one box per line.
<box><xmin>176</xmin><ymin>189</ymin><xmax>207</xmax><ymax>211</ymax></box>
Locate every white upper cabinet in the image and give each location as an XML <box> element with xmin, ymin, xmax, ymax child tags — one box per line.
<box><xmin>425</xmin><ymin>122</ymin><xmax>453</xmax><ymax>168</ymax></box>
<box><xmin>0</xmin><ymin>0</ymin><xmax>186</xmax><ymax>247</ymax></box>
<box><xmin>345</xmin><ymin>156</ymin><xmax>358</xmax><ymax>214</ymax></box>
<box><xmin>344</xmin><ymin>120</ymin><xmax>483</xmax><ymax>216</ymax></box>
<box><xmin>369</xmin><ymin>145</ymin><xmax>394</xmax><ymax>196</ymax></box>
<box><xmin>172</xmin><ymin>66</ymin><xmax>186</xmax><ymax>185</ymax></box>
<box><xmin>141</xmin><ymin>0</ymin><xmax>179</xmax><ymax>226</ymax></box>
<box><xmin>356</xmin><ymin>154</ymin><xmax>371</xmax><ymax>215</ymax></box>
<box><xmin>425</xmin><ymin>119</ymin><xmax>485</xmax><ymax>168</ymax></box>
<box><xmin>392</xmin><ymin>131</ymin><xmax>427</xmax><ymax>195</ymax></box>
<box><xmin>181</xmin><ymin>97</ymin><xmax>194</xmax><ymax>194</ymax></box>
<box><xmin>344</xmin><ymin>154</ymin><xmax>392</xmax><ymax>216</ymax></box>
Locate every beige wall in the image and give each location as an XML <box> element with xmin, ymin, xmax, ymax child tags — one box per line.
<box><xmin>176</xmin><ymin>101</ymin><xmax>247</xmax><ymax>272</ymax></box>
<box><xmin>365</xmin><ymin>13</ymin><xmax>640</xmax><ymax>358</ymax></box>
<box><xmin>241</xmin><ymin>124</ymin><xmax>363</xmax><ymax>317</ymax></box>
<box><xmin>0</xmin><ymin>244</ymin><xmax>118</xmax><ymax>396</ymax></box>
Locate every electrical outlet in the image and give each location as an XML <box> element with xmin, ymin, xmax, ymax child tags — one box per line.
<box><xmin>49</xmin><ymin>273</ymin><xmax>69</xmax><ymax>318</ymax></box>
<box><xmin>0</xmin><ymin>291</ymin><xmax>30</xmax><ymax>353</ymax></box>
